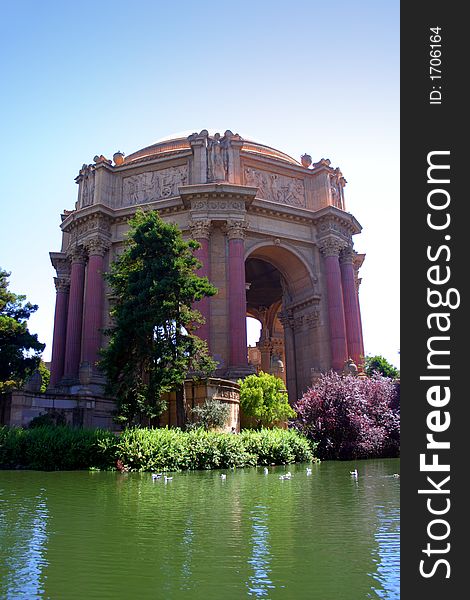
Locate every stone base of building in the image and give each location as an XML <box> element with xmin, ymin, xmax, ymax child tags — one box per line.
<box><xmin>0</xmin><ymin>377</ymin><xmax>241</xmax><ymax>432</ymax></box>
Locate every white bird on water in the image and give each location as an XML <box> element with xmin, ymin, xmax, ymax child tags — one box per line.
<box><xmin>279</xmin><ymin>472</ymin><xmax>292</xmax><ymax>480</ymax></box>
<box><xmin>151</xmin><ymin>473</ymin><xmax>162</xmax><ymax>480</ymax></box>
<box><xmin>350</xmin><ymin>469</ymin><xmax>358</xmax><ymax>477</ymax></box>
<box><xmin>263</xmin><ymin>467</ymin><xmax>269</xmax><ymax>475</ymax></box>
<box><xmin>306</xmin><ymin>468</ymin><xmax>312</xmax><ymax>476</ymax></box>
<box><xmin>164</xmin><ymin>476</ymin><xmax>173</xmax><ymax>483</ymax></box>
<box><xmin>220</xmin><ymin>474</ymin><xmax>227</xmax><ymax>480</ymax></box>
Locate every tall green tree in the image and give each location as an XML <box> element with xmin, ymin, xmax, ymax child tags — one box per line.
<box><xmin>0</xmin><ymin>269</ymin><xmax>45</xmax><ymax>393</ymax></box>
<box><xmin>239</xmin><ymin>371</ymin><xmax>296</xmax><ymax>428</ymax></box>
<box><xmin>100</xmin><ymin>210</ymin><xmax>217</xmax><ymax>426</ymax></box>
<box><xmin>364</xmin><ymin>354</ymin><xmax>400</xmax><ymax>379</ymax></box>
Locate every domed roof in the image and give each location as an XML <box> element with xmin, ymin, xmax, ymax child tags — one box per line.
<box><xmin>123</xmin><ymin>131</ymin><xmax>300</xmax><ymax>167</ymax></box>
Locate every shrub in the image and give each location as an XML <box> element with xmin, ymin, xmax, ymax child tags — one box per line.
<box><xmin>0</xmin><ymin>425</ymin><xmax>116</xmax><ymax>470</ymax></box>
<box><xmin>189</xmin><ymin>398</ymin><xmax>230</xmax><ymax>430</ymax></box>
<box><xmin>293</xmin><ymin>371</ymin><xmax>400</xmax><ymax>460</ymax></box>
<box><xmin>239</xmin><ymin>372</ymin><xmax>296</xmax><ymax>428</ymax></box>
<box><xmin>28</xmin><ymin>410</ymin><xmax>67</xmax><ymax>428</ymax></box>
<box><xmin>0</xmin><ymin>425</ymin><xmax>316</xmax><ymax>471</ymax></box>
<box><xmin>240</xmin><ymin>428</ymin><xmax>315</xmax><ymax>465</ymax></box>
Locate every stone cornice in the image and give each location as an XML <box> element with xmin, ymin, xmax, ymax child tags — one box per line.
<box><xmin>353</xmin><ymin>252</ymin><xmax>366</xmax><ymax>269</ymax></box>
<box><xmin>249</xmin><ymin>198</ymin><xmax>316</xmax><ymax>224</ymax></box>
<box><xmin>114</xmin><ymin>150</ymin><xmax>192</xmax><ymax>172</ymax></box>
<box><xmin>241</xmin><ymin>153</ymin><xmax>346</xmax><ymax>182</ymax></box>
<box><xmin>112</xmin><ymin>198</ymin><xmax>184</xmax><ymax>223</ymax></box>
<box><xmin>283</xmin><ymin>294</ymin><xmax>321</xmax><ymax>313</ymax></box>
<box><xmin>60</xmin><ymin>204</ymin><xmax>114</xmax><ymax>233</ymax></box>
<box><xmin>312</xmin><ymin>205</ymin><xmax>362</xmax><ymax>236</ymax></box>
<box><xmin>50</xmin><ymin>252</ymin><xmax>70</xmax><ymax>276</ymax></box>
<box><xmin>179</xmin><ymin>183</ymin><xmax>257</xmax><ymax>209</ymax></box>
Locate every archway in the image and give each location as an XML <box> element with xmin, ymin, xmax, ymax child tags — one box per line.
<box><xmin>245</xmin><ymin>244</ymin><xmax>319</xmax><ymax>402</ymax></box>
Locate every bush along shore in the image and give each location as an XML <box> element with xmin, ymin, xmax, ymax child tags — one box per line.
<box><xmin>0</xmin><ymin>426</ymin><xmax>317</xmax><ymax>472</ymax></box>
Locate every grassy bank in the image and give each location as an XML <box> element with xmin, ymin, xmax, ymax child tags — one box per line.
<box><xmin>0</xmin><ymin>426</ymin><xmax>317</xmax><ymax>471</ymax></box>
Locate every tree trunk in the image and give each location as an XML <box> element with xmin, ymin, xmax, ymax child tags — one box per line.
<box><xmin>175</xmin><ymin>383</ymin><xmax>186</xmax><ymax>430</ymax></box>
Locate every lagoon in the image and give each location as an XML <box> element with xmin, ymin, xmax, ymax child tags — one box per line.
<box><xmin>0</xmin><ymin>459</ymin><xmax>399</xmax><ymax>599</ymax></box>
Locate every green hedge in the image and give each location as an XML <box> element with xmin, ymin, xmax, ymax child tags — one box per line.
<box><xmin>0</xmin><ymin>425</ymin><xmax>116</xmax><ymax>471</ymax></box>
<box><xmin>0</xmin><ymin>425</ymin><xmax>317</xmax><ymax>471</ymax></box>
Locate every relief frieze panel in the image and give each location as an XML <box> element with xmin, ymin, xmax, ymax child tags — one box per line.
<box><xmin>121</xmin><ymin>165</ymin><xmax>188</xmax><ymax>207</ymax></box>
<box><xmin>244</xmin><ymin>167</ymin><xmax>306</xmax><ymax>208</ymax></box>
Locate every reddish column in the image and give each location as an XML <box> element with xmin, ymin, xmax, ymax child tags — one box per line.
<box><xmin>320</xmin><ymin>240</ymin><xmax>348</xmax><ymax>371</ymax></box>
<box><xmin>227</xmin><ymin>222</ymin><xmax>248</xmax><ymax>368</ymax></box>
<box><xmin>82</xmin><ymin>239</ymin><xmax>108</xmax><ymax>368</ymax></box>
<box><xmin>49</xmin><ymin>276</ymin><xmax>70</xmax><ymax>387</ymax></box>
<box><xmin>353</xmin><ymin>255</ymin><xmax>365</xmax><ymax>363</ymax></box>
<box><xmin>63</xmin><ymin>248</ymin><xmax>86</xmax><ymax>380</ymax></box>
<box><xmin>340</xmin><ymin>247</ymin><xmax>363</xmax><ymax>366</ymax></box>
<box><xmin>190</xmin><ymin>221</ymin><xmax>211</xmax><ymax>346</ymax></box>
<box><xmin>279</xmin><ymin>310</ymin><xmax>297</xmax><ymax>404</ymax></box>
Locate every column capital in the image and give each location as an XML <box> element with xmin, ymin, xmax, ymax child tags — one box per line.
<box><xmin>318</xmin><ymin>237</ymin><xmax>347</xmax><ymax>258</ymax></box>
<box><xmin>54</xmin><ymin>276</ymin><xmax>71</xmax><ymax>293</ymax></box>
<box><xmin>278</xmin><ymin>309</ymin><xmax>294</xmax><ymax>330</ymax></box>
<box><xmin>189</xmin><ymin>219</ymin><xmax>212</xmax><ymax>240</ymax></box>
<box><xmin>258</xmin><ymin>339</ymin><xmax>273</xmax><ymax>352</ymax></box>
<box><xmin>339</xmin><ymin>245</ymin><xmax>355</xmax><ymax>265</ymax></box>
<box><xmin>85</xmin><ymin>237</ymin><xmax>110</xmax><ymax>257</ymax></box>
<box><xmin>66</xmin><ymin>245</ymin><xmax>87</xmax><ymax>264</ymax></box>
<box><xmin>225</xmin><ymin>219</ymin><xmax>249</xmax><ymax>240</ymax></box>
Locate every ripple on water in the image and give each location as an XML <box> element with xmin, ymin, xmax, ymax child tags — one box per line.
<box><xmin>0</xmin><ymin>459</ymin><xmax>399</xmax><ymax>600</ymax></box>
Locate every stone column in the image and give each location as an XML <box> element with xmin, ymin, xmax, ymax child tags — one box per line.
<box><xmin>63</xmin><ymin>247</ymin><xmax>87</xmax><ymax>380</ymax></box>
<box><xmin>81</xmin><ymin>238</ymin><xmax>109</xmax><ymax>369</ymax></box>
<box><xmin>189</xmin><ymin>220</ymin><xmax>212</xmax><ymax>346</ymax></box>
<box><xmin>279</xmin><ymin>310</ymin><xmax>297</xmax><ymax>404</ymax></box>
<box><xmin>49</xmin><ymin>275</ymin><xmax>70</xmax><ymax>387</ymax></box>
<box><xmin>340</xmin><ymin>246</ymin><xmax>363</xmax><ymax>366</ymax></box>
<box><xmin>319</xmin><ymin>238</ymin><xmax>348</xmax><ymax>371</ymax></box>
<box><xmin>353</xmin><ymin>252</ymin><xmax>365</xmax><ymax>362</ymax></box>
<box><xmin>226</xmin><ymin>220</ymin><xmax>249</xmax><ymax>370</ymax></box>
<box><xmin>258</xmin><ymin>338</ymin><xmax>272</xmax><ymax>373</ymax></box>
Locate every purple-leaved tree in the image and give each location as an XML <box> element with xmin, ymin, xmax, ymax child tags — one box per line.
<box><xmin>292</xmin><ymin>371</ymin><xmax>400</xmax><ymax>460</ymax></box>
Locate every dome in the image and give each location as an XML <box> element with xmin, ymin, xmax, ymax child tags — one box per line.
<box><xmin>123</xmin><ymin>130</ymin><xmax>300</xmax><ymax>167</ymax></box>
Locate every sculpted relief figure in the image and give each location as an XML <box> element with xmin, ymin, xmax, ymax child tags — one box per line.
<box><xmin>122</xmin><ymin>166</ymin><xmax>188</xmax><ymax>206</ymax></box>
<box><xmin>244</xmin><ymin>167</ymin><xmax>305</xmax><ymax>207</ymax></box>
<box><xmin>329</xmin><ymin>168</ymin><xmax>345</xmax><ymax>209</ymax></box>
<box><xmin>77</xmin><ymin>164</ymin><xmax>95</xmax><ymax>208</ymax></box>
<box><xmin>207</xmin><ymin>133</ymin><xmax>228</xmax><ymax>182</ymax></box>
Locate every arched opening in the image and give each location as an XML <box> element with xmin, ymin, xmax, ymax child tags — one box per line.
<box><xmin>246</xmin><ymin>316</ymin><xmax>262</xmax><ymax>372</ymax></box>
<box><xmin>245</xmin><ymin>258</ymin><xmax>286</xmax><ymax>385</ymax></box>
<box><xmin>244</xmin><ymin>244</ymin><xmax>318</xmax><ymax>402</ymax></box>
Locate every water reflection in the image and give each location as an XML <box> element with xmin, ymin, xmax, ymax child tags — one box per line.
<box><xmin>0</xmin><ymin>481</ymin><xmax>49</xmax><ymax>599</ymax></box>
<box><xmin>370</xmin><ymin>506</ymin><xmax>400</xmax><ymax>599</ymax></box>
<box><xmin>0</xmin><ymin>460</ymin><xmax>400</xmax><ymax>599</ymax></box>
<box><xmin>246</xmin><ymin>505</ymin><xmax>275</xmax><ymax>597</ymax></box>
<box><xmin>180</xmin><ymin>515</ymin><xmax>194</xmax><ymax>590</ymax></box>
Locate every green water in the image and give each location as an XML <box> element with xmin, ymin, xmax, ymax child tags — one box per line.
<box><xmin>0</xmin><ymin>459</ymin><xmax>399</xmax><ymax>600</ymax></box>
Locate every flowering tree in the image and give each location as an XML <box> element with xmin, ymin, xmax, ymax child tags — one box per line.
<box><xmin>293</xmin><ymin>371</ymin><xmax>400</xmax><ymax>460</ymax></box>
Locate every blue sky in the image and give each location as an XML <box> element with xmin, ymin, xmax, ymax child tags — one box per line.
<box><xmin>0</xmin><ymin>0</ymin><xmax>399</xmax><ymax>367</ymax></box>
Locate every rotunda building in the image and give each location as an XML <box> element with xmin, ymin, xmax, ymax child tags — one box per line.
<box><xmin>49</xmin><ymin>129</ymin><xmax>365</xmax><ymax>410</ymax></box>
